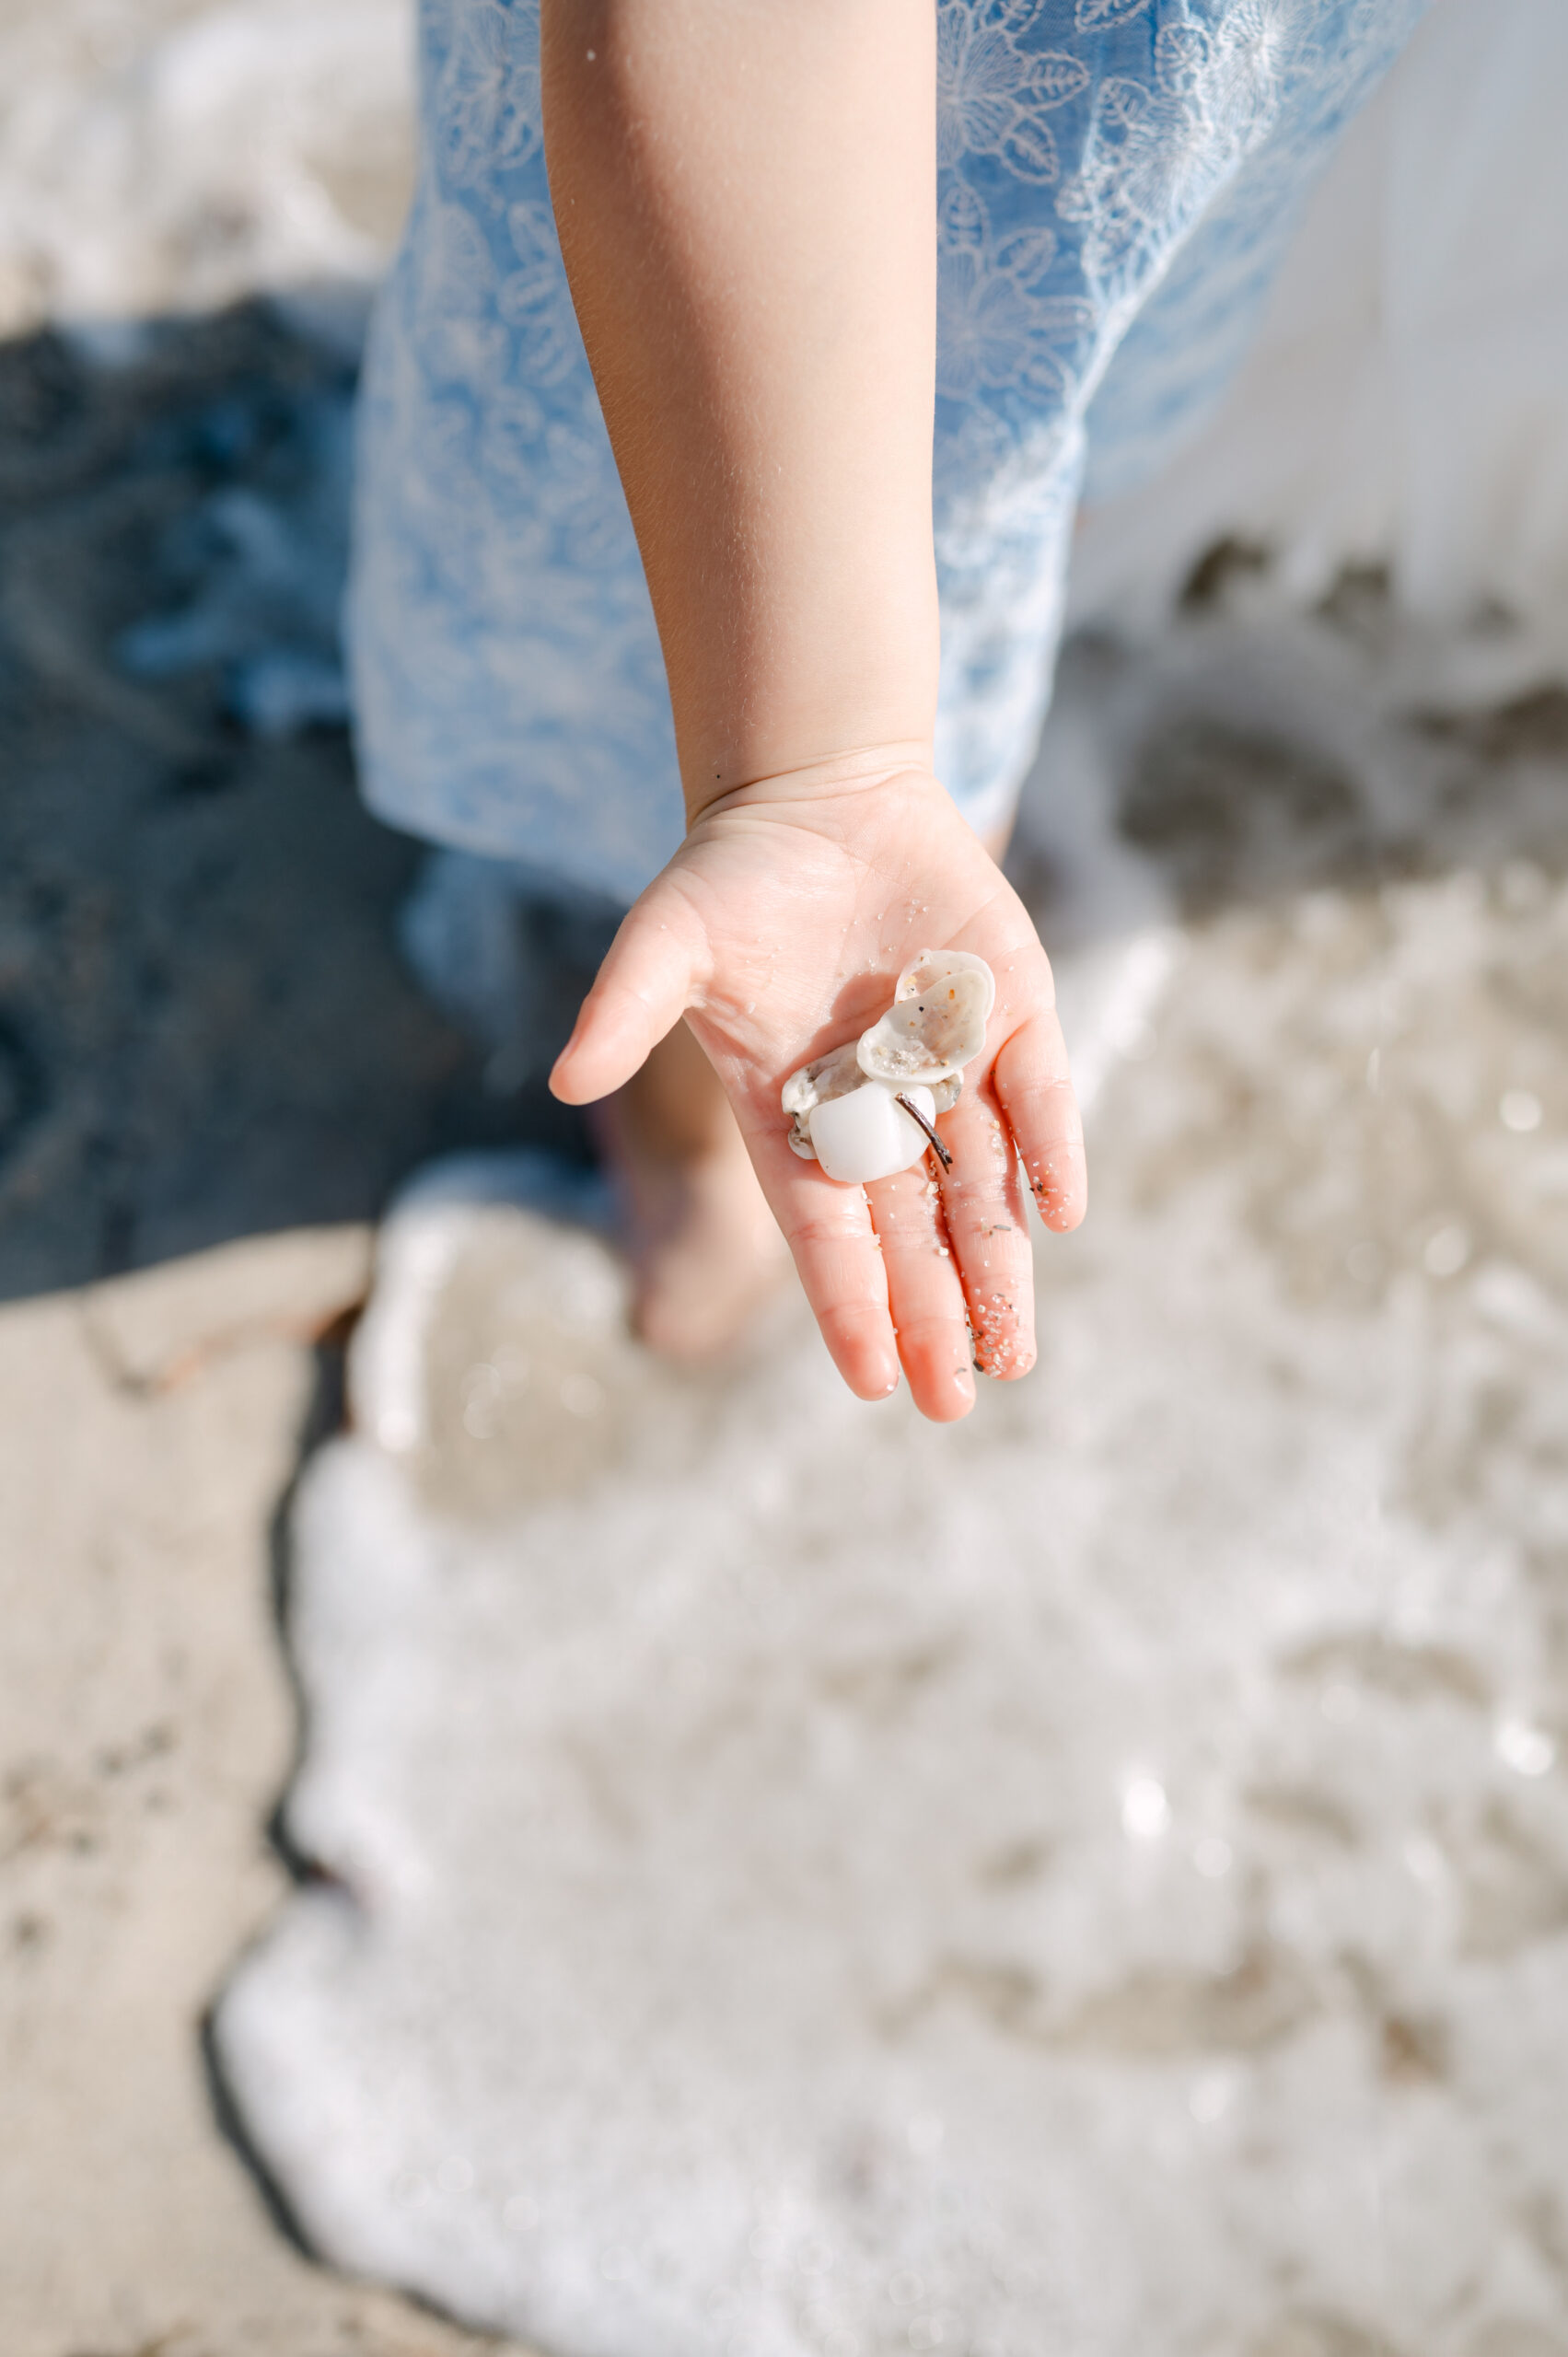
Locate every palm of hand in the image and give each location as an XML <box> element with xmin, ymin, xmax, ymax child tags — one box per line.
<box><xmin>552</xmin><ymin>771</ymin><xmax>1086</xmax><ymax>1420</ymax></box>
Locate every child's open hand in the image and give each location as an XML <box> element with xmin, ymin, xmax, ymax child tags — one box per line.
<box><xmin>551</xmin><ymin>764</ymin><xmax>1086</xmax><ymax>1421</ymax></box>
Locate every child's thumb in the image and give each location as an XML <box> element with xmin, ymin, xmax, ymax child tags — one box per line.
<box><xmin>548</xmin><ymin>880</ymin><xmax>708</xmax><ymax>1105</ymax></box>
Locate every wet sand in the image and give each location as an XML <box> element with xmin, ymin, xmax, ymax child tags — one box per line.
<box><xmin>0</xmin><ymin>308</ymin><xmax>556</xmax><ymax>2357</ymax></box>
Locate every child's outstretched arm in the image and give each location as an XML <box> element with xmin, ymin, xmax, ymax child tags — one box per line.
<box><xmin>542</xmin><ymin>0</ymin><xmax>1086</xmax><ymax>1420</ymax></box>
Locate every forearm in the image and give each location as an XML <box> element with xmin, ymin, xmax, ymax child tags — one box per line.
<box><xmin>540</xmin><ymin>0</ymin><xmax>938</xmax><ymax>821</ymax></box>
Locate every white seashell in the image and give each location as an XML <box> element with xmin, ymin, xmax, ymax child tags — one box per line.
<box><xmin>783</xmin><ymin>1043</ymin><xmax>863</xmax><ymax>1161</ymax></box>
<box><xmin>807</xmin><ymin>1083</ymin><xmax>936</xmax><ymax>1184</ymax></box>
<box><xmin>856</xmin><ymin>949</ymin><xmax>995</xmax><ymax>1089</ymax></box>
<box><xmin>781</xmin><ymin>951</ymin><xmax>994</xmax><ymax>1183</ymax></box>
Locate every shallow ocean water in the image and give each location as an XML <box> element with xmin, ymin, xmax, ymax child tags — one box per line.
<box><xmin>216</xmin><ymin>594</ymin><xmax>1568</xmax><ymax>2357</ymax></box>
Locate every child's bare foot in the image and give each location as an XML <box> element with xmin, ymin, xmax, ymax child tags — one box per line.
<box><xmin>591</xmin><ymin>1018</ymin><xmax>791</xmax><ymax>1362</ymax></box>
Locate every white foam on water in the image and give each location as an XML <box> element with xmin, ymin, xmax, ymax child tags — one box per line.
<box><xmin>0</xmin><ymin>0</ymin><xmax>413</xmax><ymax>335</ymax></box>
<box><xmin>0</xmin><ymin>0</ymin><xmax>415</xmax><ymax>739</ymax></box>
<box><xmin>216</xmin><ymin>599</ymin><xmax>1568</xmax><ymax>2356</ymax></box>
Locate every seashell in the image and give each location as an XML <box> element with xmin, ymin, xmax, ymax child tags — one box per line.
<box><xmin>856</xmin><ymin>949</ymin><xmax>995</xmax><ymax>1089</ymax></box>
<box><xmin>783</xmin><ymin>1044</ymin><xmax>863</xmax><ymax>1161</ymax></box>
<box><xmin>782</xmin><ymin>950</ymin><xmax>994</xmax><ymax>1184</ymax></box>
<box><xmin>805</xmin><ymin>1082</ymin><xmax>937</xmax><ymax>1185</ymax></box>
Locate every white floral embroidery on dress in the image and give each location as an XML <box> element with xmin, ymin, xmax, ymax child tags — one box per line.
<box><xmin>937</xmin><ymin>3</ymin><xmax>1088</xmax><ymax>181</ymax></box>
<box><xmin>350</xmin><ymin>0</ymin><xmax>1429</xmax><ymax>904</ymax></box>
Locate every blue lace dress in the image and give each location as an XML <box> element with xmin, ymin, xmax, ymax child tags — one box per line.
<box><xmin>350</xmin><ymin>0</ymin><xmax>1427</xmax><ymax>906</ymax></box>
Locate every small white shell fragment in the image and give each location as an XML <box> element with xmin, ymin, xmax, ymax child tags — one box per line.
<box><xmin>807</xmin><ymin>1084</ymin><xmax>936</xmax><ymax>1185</ymax></box>
<box><xmin>783</xmin><ymin>1044</ymin><xmax>863</xmax><ymax>1161</ymax></box>
<box><xmin>781</xmin><ymin>950</ymin><xmax>993</xmax><ymax>1183</ymax></box>
<box><xmin>857</xmin><ymin>950</ymin><xmax>995</xmax><ymax>1089</ymax></box>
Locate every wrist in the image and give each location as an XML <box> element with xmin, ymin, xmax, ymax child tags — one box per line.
<box><xmin>683</xmin><ymin>739</ymin><xmax>938</xmax><ymax>829</ymax></box>
<box><xmin>669</xmin><ymin>567</ymin><xmax>940</xmax><ymax>828</ymax></box>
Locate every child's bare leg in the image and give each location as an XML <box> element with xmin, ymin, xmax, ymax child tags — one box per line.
<box><xmin>594</xmin><ymin>819</ymin><xmax>1014</xmax><ymax>1363</ymax></box>
<box><xmin>591</xmin><ymin>1017</ymin><xmax>788</xmax><ymax>1361</ymax></box>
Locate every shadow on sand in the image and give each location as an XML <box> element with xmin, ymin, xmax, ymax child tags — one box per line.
<box><xmin>0</xmin><ymin>299</ymin><xmax>591</xmax><ymax>1305</ymax></box>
